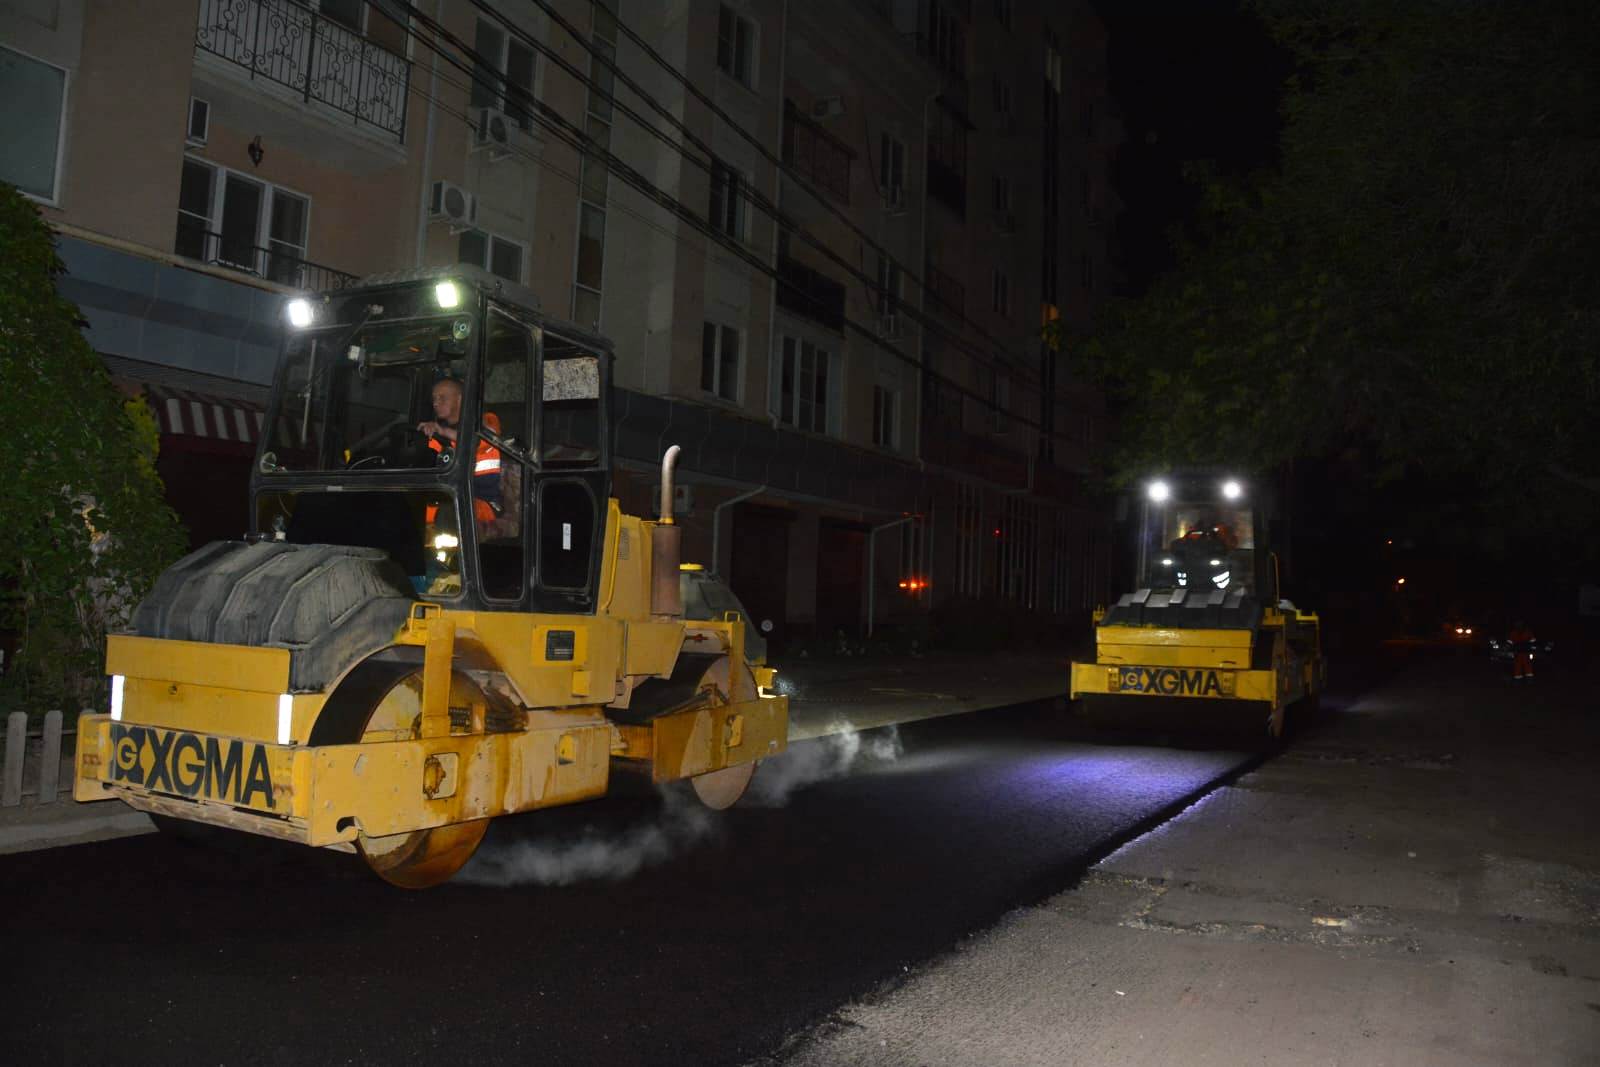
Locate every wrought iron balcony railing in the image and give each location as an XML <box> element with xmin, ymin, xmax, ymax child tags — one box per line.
<box><xmin>175</xmin><ymin>220</ymin><xmax>359</xmax><ymax>291</ymax></box>
<box><xmin>196</xmin><ymin>0</ymin><xmax>410</xmax><ymax>141</ymax></box>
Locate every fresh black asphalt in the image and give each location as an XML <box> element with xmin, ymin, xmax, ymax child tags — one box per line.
<box><xmin>2</xmin><ymin>700</ymin><xmax>1259</xmax><ymax>1066</ymax></box>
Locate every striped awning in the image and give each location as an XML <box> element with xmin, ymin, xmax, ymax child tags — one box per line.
<box><xmin>144</xmin><ymin>385</ymin><xmax>266</xmax><ymax>444</ymax></box>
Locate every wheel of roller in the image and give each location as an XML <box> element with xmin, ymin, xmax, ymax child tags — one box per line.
<box><xmin>687</xmin><ymin>656</ymin><xmax>761</xmax><ymax>810</ymax></box>
<box><xmin>350</xmin><ymin>669</ymin><xmax>492</xmax><ymax>889</ymax></box>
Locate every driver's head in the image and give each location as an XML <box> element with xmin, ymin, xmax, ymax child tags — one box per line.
<box><xmin>430</xmin><ymin>377</ymin><xmax>464</xmax><ymax>425</ymax></box>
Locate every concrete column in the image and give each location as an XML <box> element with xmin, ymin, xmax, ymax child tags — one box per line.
<box><xmin>39</xmin><ymin>709</ymin><xmax>63</xmax><ymax>804</ymax></box>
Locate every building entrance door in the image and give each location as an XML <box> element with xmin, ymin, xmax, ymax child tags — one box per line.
<box><xmin>730</xmin><ymin>503</ymin><xmax>791</xmax><ymax>653</ymax></box>
<box><xmin>816</xmin><ymin>519</ymin><xmax>866</xmax><ymax>641</ymax></box>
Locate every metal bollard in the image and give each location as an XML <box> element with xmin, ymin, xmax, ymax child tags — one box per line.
<box><xmin>39</xmin><ymin>709</ymin><xmax>63</xmax><ymax>804</ymax></box>
<box><xmin>2</xmin><ymin>712</ymin><xmax>24</xmax><ymax>807</ymax></box>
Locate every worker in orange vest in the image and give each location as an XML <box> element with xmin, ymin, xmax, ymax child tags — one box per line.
<box><xmin>1508</xmin><ymin>619</ymin><xmax>1536</xmax><ymax>681</ymax></box>
<box><xmin>418</xmin><ymin>377</ymin><xmax>501</xmax><ymax>524</ymax></box>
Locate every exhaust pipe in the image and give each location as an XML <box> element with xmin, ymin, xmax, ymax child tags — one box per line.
<box><xmin>651</xmin><ymin>445</ymin><xmax>683</xmax><ymax>616</ymax></box>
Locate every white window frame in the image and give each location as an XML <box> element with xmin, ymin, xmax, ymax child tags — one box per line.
<box><xmin>773</xmin><ymin>333</ymin><xmax>840</xmax><ymax>437</ymax></box>
<box><xmin>701</xmin><ymin>321</ymin><xmax>743</xmax><ymax>403</ymax></box>
<box><xmin>187</xmin><ymin>97</ymin><xmax>211</xmax><ymax>147</ymax></box>
<box><xmin>991</xmin><ymin>268</ymin><xmax>1010</xmax><ymax>317</ymax></box>
<box><xmin>458</xmin><ymin>227</ymin><xmax>527</xmax><ymax>284</ymax></box>
<box><xmin>176</xmin><ymin>159</ymin><xmax>314</xmax><ymax>281</ymax></box>
<box><xmin>471</xmin><ymin>16</ymin><xmax>538</xmax><ymax>130</ymax></box>
<box><xmin>1</xmin><ymin>44</ymin><xmax>69</xmax><ymax>205</ymax></box>
<box><xmin>710</xmin><ymin>160</ymin><xmax>749</xmax><ymax>241</ymax></box>
<box><xmin>716</xmin><ymin>4</ymin><xmax>757</xmax><ymax>89</ymax></box>
<box><xmin>875</xmin><ymin>253</ymin><xmax>903</xmax><ymax>317</ymax></box>
<box><xmin>878</xmin><ymin>131</ymin><xmax>906</xmax><ymax>203</ymax></box>
<box><xmin>872</xmin><ymin>382</ymin><xmax>900</xmax><ymax>450</ymax></box>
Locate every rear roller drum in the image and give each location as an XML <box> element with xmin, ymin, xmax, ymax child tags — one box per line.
<box><xmin>686</xmin><ymin>656</ymin><xmax>762</xmax><ymax>810</ymax></box>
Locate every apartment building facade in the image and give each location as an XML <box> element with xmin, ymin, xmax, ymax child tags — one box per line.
<box><xmin>2</xmin><ymin>0</ymin><xmax>1116</xmax><ymax>647</ymax></box>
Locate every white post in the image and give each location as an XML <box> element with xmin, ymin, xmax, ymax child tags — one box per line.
<box><xmin>39</xmin><ymin>709</ymin><xmax>63</xmax><ymax>804</ymax></box>
<box><xmin>2</xmin><ymin>712</ymin><xmax>24</xmax><ymax>807</ymax></box>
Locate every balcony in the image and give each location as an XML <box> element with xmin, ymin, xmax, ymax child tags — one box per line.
<box><xmin>195</xmin><ymin>0</ymin><xmax>410</xmax><ymax>142</ymax></box>
<box><xmin>775</xmin><ymin>255</ymin><xmax>846</xmax><ymax>332</ymax></box>
<box><xmin>175</xmin><ymin>221</ymin><xmax>358</xmax><ymax>291</ymax></box>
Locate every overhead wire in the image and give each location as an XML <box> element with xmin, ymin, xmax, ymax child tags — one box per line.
<box><xmin>494</xmin><ymin>0</ymin><xmax>1046</xmax><ymax>390</ymax></box>
<box><xmin>380</xmin><ymin>1</ymin><xmax>1077</xmax><ymax>443</ymax></box>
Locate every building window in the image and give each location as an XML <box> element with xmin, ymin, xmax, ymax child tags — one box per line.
<box><xmin>471</xmin><ymin>17</ymin><xmax>536</xmax><ymax>130</ymax></box>
<box><xmin>955</xmin><ymin>482</ymin><xmax>983</xmax><ymax>597</ymax></box>
<box><xmin>701</xmin><ymin>322</ymin><xmax>741</xmax><ymax>402</ymax></box>
<box><xmin>710</xmin><ymin>161</ymin><xmax>748</xmax><ymax>239</ymax></box>
<box><xmin>717</xmin><ymin>4</ymin><xmax>755</xmax><ymax>88</ymax></box>
<box><xmin>993</xmin><ymin>77</ymin><xmax>1013</xmax><ymax>120</ymax></box>
<box><xmin>187</xmin><ymin>97</ymin><xmax>211</xmax><ymax>146</ymax></box>
<box><xmin>175</xmin><ymin>160</ymin><xmax>311</xmax><ymax>286</ymax></box>
<box><xmin>872</xmin><ymin>384</ymin><xmax>899</xmax><ymax>449</ymax></box>
<box><xmin>776</xmin><ymin>336</ymin><xmax>837</xmax><ymax>435</ymax></box>
<box><xmin>878</xmin><ymin>132</ymin><xmax>906</xmax><ymax>206</ymax></box>
<box><xmin>992</xmin><ymin>174</ymin><xmax>1012</xmax><ymax>214</ymax></box>
<box><xmin>928</xmin><ymin>104</ymin><xmax>968</xmax><ymax>217</ymax></box>
<box><xmin>875</xmin><ymin>253</ymin><xmax>903</xmax><ymax>317</ymax></box>
<box><xmin>459</xmin><ymin>228</ymin><xmax>525</xmax><ymax>283</ymax></box>
<box><xmin>784</xmin><ymin>101</ymin><xmax>852</xmax><ymax>203</ymax></box>
<box><xmin>991</xmin><ymin>269</ymin><xmax>1011</xmax><ymax>318</ymax></box>
<box><xmin>0</xmin><ymin>46</ymin><xmax>67</xmax><ymax>201</ymax></box>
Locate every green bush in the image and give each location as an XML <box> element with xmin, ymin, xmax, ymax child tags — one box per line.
<box><xmin>0</xmin><ymin>184</ymin><xmax>185</xmax><ymax>721</ymax></box>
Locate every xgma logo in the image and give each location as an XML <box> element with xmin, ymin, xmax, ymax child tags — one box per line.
<box><xmin>1116</xmin><ymin>666</ymin><xmax>1233</xmax><ymax>698</ymax></box>
<box><xmin>109</xmin><ymin>724</ymin><xmax>276</xmax><ymax>809</ymax></box>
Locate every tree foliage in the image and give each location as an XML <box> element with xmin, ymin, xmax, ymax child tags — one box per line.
<box><xmin>1087</xmin><ymin>0</ymin><xmax>1599</xmax><ymax>515</ymax></box>
<box><xmin>0</xmin><ymin>184</ymin><xmax>185</xmax><ymax>718</ymax></box>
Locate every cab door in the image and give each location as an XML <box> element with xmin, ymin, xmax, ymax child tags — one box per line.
<box><xmin>530</xmin><ymin>328</ymin><xmax>610</xmax><ymax>614</ymax></box>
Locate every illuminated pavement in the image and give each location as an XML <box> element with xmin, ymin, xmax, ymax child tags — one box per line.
<box><xmin>0</xmin><ymin>695</ymin><xmax>1252</xmax><ymax>1065</ymax></box>
<box><xmin>771</xmin><ymin>647</ymin><xmax>1600</xmax><ymax>1066</ymax></box>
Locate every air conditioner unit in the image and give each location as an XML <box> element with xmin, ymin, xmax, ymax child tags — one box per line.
<box><xmin>475</xmin><ymin>107</ymin><xmax>514</xmax><ymax>159</ymax></box>
<box><xmin>882</xmin><ymin>183</ymin><xmax>907</xmax><ymax>215</ymax></box>
<box><xmin>811</xmin><ymin>95</ymin><xmax>845</xmax><ymax>120</ymax></box>
<box><xmin>879</xmin><ymin>313</ymin><xmax>904</xmax><ymax>340</ymax></box>
<box><xmin>429</xmin><ymin>180</ymin><xmax>477</xmax><ymax>227</ymax></box>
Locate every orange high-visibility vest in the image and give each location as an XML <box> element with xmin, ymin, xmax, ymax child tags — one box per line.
<box><xmin>425</xmin><ymin>412</ymin><xmax>502</xmax><ymax>524</ymax></box>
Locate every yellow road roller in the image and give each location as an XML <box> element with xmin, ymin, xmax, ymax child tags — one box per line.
<box><xmin>1070</xmin><ymin>471</ymin><xmax>1322</xmax><ymax>738</ymax></box>
<box><xmin>74</xmin><ymin>266</ymin><xmax>786</xmax><ymax>886</ymax></box>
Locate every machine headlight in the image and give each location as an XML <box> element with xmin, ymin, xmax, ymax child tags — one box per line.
<box><xmin>1147</xmin><ymin>480</ymin><xmax>1171</xmax><ymax>503</ymax></box>
<box><xmin>435</xmin><ymin>280</ymin><xmax>462</xmax><ymax>309</ymax></box>
<box><xmin>433</xmin><ymin>532</ymin><xmax>460</xmax><ymax>550</ymax></box>
<box><xmin>285</xmin><ymin>298</ymin><xmax>315</xmax><ymax>328</ymax></box>
<box><xmin>1222</xmin><ymin>479</ymin><xmax>1243</xmax><ymax>500</ymax></box>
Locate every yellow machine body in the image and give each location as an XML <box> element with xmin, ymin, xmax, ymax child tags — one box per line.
<box><xmin>1070</xmin><ymin>606</ymin><xmax>1324</xmax><ymax>736</ymax></box>
<box><xmin>75</xmin><ymin>500</ymin><xmax>788</xmax><ymax>856</ymax></box>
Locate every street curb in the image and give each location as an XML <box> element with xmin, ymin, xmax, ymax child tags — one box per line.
<box><xmin>0</xmin><ymin>805</ymin><xmax>155</xmax><ymax>856</ymax></box>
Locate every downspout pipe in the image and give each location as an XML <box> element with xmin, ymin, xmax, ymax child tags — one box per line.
<box><xmin>710</xmin><ymin>484</ymin><xmax>767</xmax><ymax>579</ymax></box>
<box><xmin>867</xmin><ymin>515</ymin><xmax>916</xmax><ymax>640</ymax></box>
<box><xmin>414</xmin><ymin>0</ymin><xmax>445</xmax><ymax>266</ymax></box>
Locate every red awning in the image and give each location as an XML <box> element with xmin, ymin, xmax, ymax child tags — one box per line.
<box><xmin>143</xmin><ymin>385</ymin><xmax>266</xmax><ymax>444</ymax></box>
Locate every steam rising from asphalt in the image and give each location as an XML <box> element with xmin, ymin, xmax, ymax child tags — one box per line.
<box><xmin>460</xmin><ymin>785</ymin><xmax>718</xmax><ymax>888</ymax></box>
<box><xmin>747</xmin><ymin>722</ymin><xmax>903</xmax><ymax>807</ymax></box>
<box><xmin>459</xmin><ymin>722</ymin><xmax>902</xmax><ymax>887</ymax></box>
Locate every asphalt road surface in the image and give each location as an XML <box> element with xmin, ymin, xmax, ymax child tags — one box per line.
<box><xmin>1</xmin><ymin>701</ymin><xmax>1257</xmax><ymax>1066</ymax></box>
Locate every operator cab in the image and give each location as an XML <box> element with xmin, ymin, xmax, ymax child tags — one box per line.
<box><xmin>252</xmin><ymin>266</ymin><xmax>612</xmax><ymax>613</ymax></box>
<box><xmin>1105</xmin><ymin>473</ymin><xmax>1273</xmax><ymax>628</ymax></box>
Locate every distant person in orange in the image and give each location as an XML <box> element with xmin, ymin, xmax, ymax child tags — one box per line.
<box><xmin>1508</xmin><ymin>619</ymin><xmax>1536</xmax><ymax>681</ymax></box>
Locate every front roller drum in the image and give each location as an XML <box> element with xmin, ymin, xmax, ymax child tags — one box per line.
<box><xmin>686</xmin><ymin>655</ymin><xmax>764</xmax><ymax>809</ymax></box>
<box><xmin>345</xmin><ymin>666</ymin><xmax>499</xmax><ymax>888</ymax></box>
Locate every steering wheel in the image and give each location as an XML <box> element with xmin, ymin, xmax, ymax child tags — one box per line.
<box><xmin>346</xmin><ymin>417</ymin><xmax>412</xmax><ymax>455</ymax></box>
<box><xmin>347</xmin><ymin>453</ymin><xmax>386</xmax><ymax>470</ymax></box>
